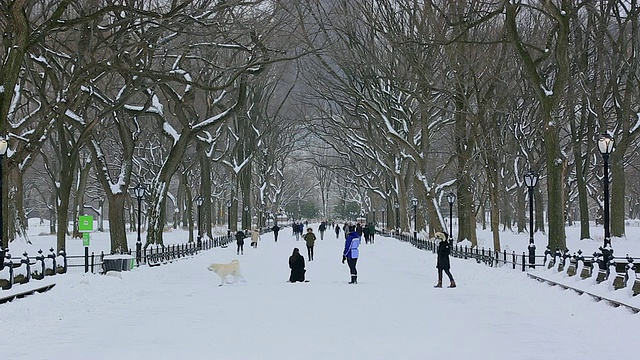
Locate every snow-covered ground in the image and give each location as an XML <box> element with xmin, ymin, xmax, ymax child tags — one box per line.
<box><xmin>0</xmin><ymin>221</ymin><xmax>638</xmax><ymax>359</ymax></box>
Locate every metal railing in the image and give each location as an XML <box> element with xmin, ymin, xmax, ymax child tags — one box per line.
<box><xmin>384</xmin><ymin>230</ymin><xmax>640</xmax><ymax>296</ymax></box>
<box><xmin>0</xmin><ymin>234</ymin><xmax>236</xmax><ymax>292</ymax></box>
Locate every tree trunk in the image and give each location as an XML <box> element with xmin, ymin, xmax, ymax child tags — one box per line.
<box><xmin>610</xmin><ymin>151</ymin><xmax>625</xmax><ymax>238</ymax></box>
<box><xmin>72</xmin><ymin>158</ymin><xmax>92</xmax><ymax>239</ymax></box>
<box><xmin>49</xmin><ymin>190</ymin><xmax>56</xmax><ymax>234</ymax></box>
<box><xmin>543</xmin><ymin>114</ymin><xmax>567</xmax><ymax>250</ymax></box>
<box><xmin>199</xmin><ymin>142</ymin><xmax>212</xmax><ymax>239</ymax></box>
<box><xmin>7</xmin><ymin>169</ymin><xmax>28</xmax><ymax>244</ymax></box>
<box><xmin>56</xmin><ymin>183</ymin><xmax>72</xmax><ymax>252</ymax></box>
<box><xmin>517</xmin><ymin>187</ymin><xmax>526</xmax><ymax>233</ymax></box>
<box><xmin>106</xmin><ymin>193</ymin><xmax>128</xmax><ymax>253</ymax></box>
<box><xmin>454</xmin><ymin>110</ymin><xmax>477</xmax><ymax>246</ymax></box>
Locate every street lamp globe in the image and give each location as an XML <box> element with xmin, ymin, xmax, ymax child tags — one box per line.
<box><xmin>411</xmin><ymin>198</ymin><xmax>418</xmax><ymax>207</ymax></box>
<box><xmin>226</xmin><ymin>200</ymin><xmax>231</xmax><ymax>208</ymax></box>
<box><xmin>524</xmin><ymin>170</ymin><xmax>539</xmax><ymax>188</ymax></box>
<box><xmin>196</xmin><ymin>196</ymin><xmax>204</xmax><ymax>207</ymax></box>
<box><xmin>446</xmin><ymin>192</ymin><xmax>455</xmax><ymax>205</ymax></box>
<box><xmin>134</xmin><ymin>183</ymin><xmax>146</xmax><ymax>199</ymax></box>
<box><xmin>597</xmin><ymin>133</ymin><xmax>615</xmax><ymax>155</ymax></box>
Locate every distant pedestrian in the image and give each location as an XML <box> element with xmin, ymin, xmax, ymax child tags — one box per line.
<box><xmin>272</xmin><ymin>224</ymin><xmax>281</xmax><ymax>242</ymax></box>
<box><xmin>363</xmin><ymin>224</ymin><xmax>370</xmax><ymax>244</ymax></box>
<box><xmin>342</xmin><ymin>225</ymin><xmax>361</xmax><ymax>284</ymax></box>
<box><xmin>289</xmin><ymin>248</ymin><xmax>306</xmax><ymax>282</ymax></box>
<box><xmin>294</xmin><ymin>222</ymin><xmax>301</xmax><ymax>241</ymax></box>
<box><xmin>235</xmin><ymin>230</ymin><xmax>246</xmax><ymax>255</ymax></box>
<box><xmin>335</xmin><ymin>224</ymin><xmax>340</xmax><ymax>238</ymax></box>
<box><xmin>369</xmin><ymin>222</ymin><xmax>375</xmax><ymax>243</ymax></box>
<box><xmin>319</xmin><ymin>222</ymin><xmax>327</xmax><ymax>240</ymax></box>
<box><xmin>434</xmin><ymin>232</ymin><xmax>456</xmax><ymax>288</ymax></box>
<box><xmin>250</xmin><ymin>227</ymin><xmax>260</xmax><ymax>248</ymax></box>
<box><xmin>304</xmin><ymin>228</ymin><xmax>317</xmax><ymax>261</ymax></box>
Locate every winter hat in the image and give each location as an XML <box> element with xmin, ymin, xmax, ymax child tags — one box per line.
<box><xmin>435</xmin><ymin>232</ymin><xmax>447</xmax><ymax>241</ymax></box>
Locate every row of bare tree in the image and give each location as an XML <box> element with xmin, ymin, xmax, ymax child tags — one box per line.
<box><xmin>2</xmin><ymin>1</ymin><xmax>640</xmax><ymax>254</ymax></box>
<box><xmin>294</xmin><ymin>0</ymin><xmax>640</xmax><ymax>252</ymax></box>
<box><xmin>0</xmin><ymin>0</ymin><xmax>318</xmax><ymax>252</ymax></box>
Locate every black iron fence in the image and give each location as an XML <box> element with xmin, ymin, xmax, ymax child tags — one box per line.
<box><xmin>0</xmin><ymin>234</ymin><xmax>235</xmax><ymax>291</ymax></box>
<box><xmin>385</xmin><ymin>230</ymin><xmax>640</xmax><ymax>296</ymax></box>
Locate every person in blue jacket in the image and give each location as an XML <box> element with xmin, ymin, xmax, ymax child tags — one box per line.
<box><xmin>342</xmin><ymin>225</ymin><xmax>361</xmax><ymax>284</ymax></box>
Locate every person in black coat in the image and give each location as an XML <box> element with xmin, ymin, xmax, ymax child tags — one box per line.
<box><xmin>434</xmin><ymin>231</ymin><xmax>456</xmax><ymax>288</ymax></box>
<box><xmin>272</xmin><ymin>224</ymin><xmax>281</xmax><ymax>242</ymax></box>
<box><xmin>289</xmin><ymin>248</ymin><xmax>306</xmax><ymax>282</ymax></box>
<box><xmin>235</xmin><ymin>230</ymin><xmax>246</xmax><ymax>255</ymax></box>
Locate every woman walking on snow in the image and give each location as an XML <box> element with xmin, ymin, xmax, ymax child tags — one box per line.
<box><xmin>434</xmin><ymin>232</ymin><xmax>456</xmax><ymax>288</ymax></box>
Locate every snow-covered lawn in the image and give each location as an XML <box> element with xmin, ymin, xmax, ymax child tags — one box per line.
<box><xmin>0</xmin><ymin>221</ymin><xmax>638</xmax><ymax>359</ymax></box>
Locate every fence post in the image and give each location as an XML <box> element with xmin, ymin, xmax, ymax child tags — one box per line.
<box><xmin>21</xmin><ymin>252</ymin><xmax>31</xmax><ymax>284</ymax></box>
<box><xmin>521</xmin><ymin>252</ymin><xmax>526</xmax><ymax>271</ymax></box>
<box><xmin>512</xmin><ymin>251</ymin><xmax>516</xmax><ymax>270</ymax></box>
<box><xmin>47</xmin><ymin>248</ymin><xmax>57</xmax><ymax>276</ymax></box>
<box><xmin>84</xmin><ymin>246</ymin><xmax>89</xmax><ymax>273</ymax></box>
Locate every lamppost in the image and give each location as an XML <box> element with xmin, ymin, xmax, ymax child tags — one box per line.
<box><xmin>524</xmin><ymin>170</ymin><xmax>539</xmax><ymax>267</ymax></box>
<box><xmin>598</xmin><ymin>133</ymin><xmax>615</xmax><ymax>268</ymax></box>
<box><xmin>381</xmin><ymin>206</ymin><xmax>385</xmax><ymax>230</ymax></box>
<box><xmin>411</xmin><ymin>198</ymin><xmax>418</xmax><ymax>240</ymax></box>
<box><xmin>196</xmin><ymin>196</ymin><xmax>203</xmax><ymax>249</ymax></box>
<box><xmin>0</xmin><ymin>137</ymin><xmax>6</xmax><ymax>252</ymax></box>
<box><xmin>446</xmin><ymin>192</ymin><xmax>455</xmax><ymax>244</ymax></box>
<box><xmin>372</xmin><ymin>209</ymin><xmax>376</xmax><ymax>225</ymax></box>
<box><xmin>395</xmin><ymin>202</ymin><xmax>400</xmax><ymax>233</ymax></box>
<box><xmin>134</xmin><ymin>183</ymin><xmax>146</xmax><ymax>266</ymax></box>
<box><xmin>244</xmin><ymin>206</ymin><xmax>249</xmax><ymax>230</ymax></box>
<box><xmin>226</xmin><ymin>200</ymin><xmax>232</xmax><ymax>237</ymax></box>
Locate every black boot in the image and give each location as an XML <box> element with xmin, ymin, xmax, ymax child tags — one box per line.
<box><xmin>349</xmin><ymin>275</ymin><xmax>357</xmax><ymax>284</ymax></box>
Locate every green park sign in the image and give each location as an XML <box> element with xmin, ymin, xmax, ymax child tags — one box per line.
<box><xmin>78</xmin><ymin>216</ymin><xmax>94</xmax><ymax>232</ymax></box>
<box><xmin>79</xmin><ymin>216</ymin><xmax>93</xmax><ymax>246</ymax></box>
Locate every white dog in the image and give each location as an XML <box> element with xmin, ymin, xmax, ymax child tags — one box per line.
<box><xmin>207</xmin><ymin>260</ymin><xmax>244</xmax><ymax>286</ymax></box>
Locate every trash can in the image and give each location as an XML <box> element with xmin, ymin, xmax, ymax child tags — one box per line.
<box><xmin>103</xmin><ymin>254</ymin><xmax>135</xmax><ymax>273</ymax></box>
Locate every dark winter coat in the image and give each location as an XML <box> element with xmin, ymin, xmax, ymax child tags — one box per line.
<box><xmin>436</xmin><ymin>239</ymin><xmax>451</xmax><ymax>270</ymax></box>
<box><xmin>272</xmin><ymin>225</ymin><xmax>280</xmax><ymax>233</ymax></box>
<box><xmin>304</xmin><ymin>232</ymin><xmax>316</xmax><ymax>247</ymax></box>
<box><xmin>356</xmin><ymin>223</ymin><xmax>363</xmax><ymax>236</ymax></box>
<box><xmin>235</xmin><ymin>231</ymin><xmax>246</xmax><ymax>245</ymax></box>
<box><xmin>335</xmin><ymin>225</ymin><xmax>340</xmax><ymax>235</ymax></box>
<box><xmin>319</xmin><ymin>223</ymin><xmax>327</xmax><ymax>232</ymax></box>
<box><xmin>289</xmin><ymin>251</ymin><xmax>306</xmax><ymax>282</ymax></box>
